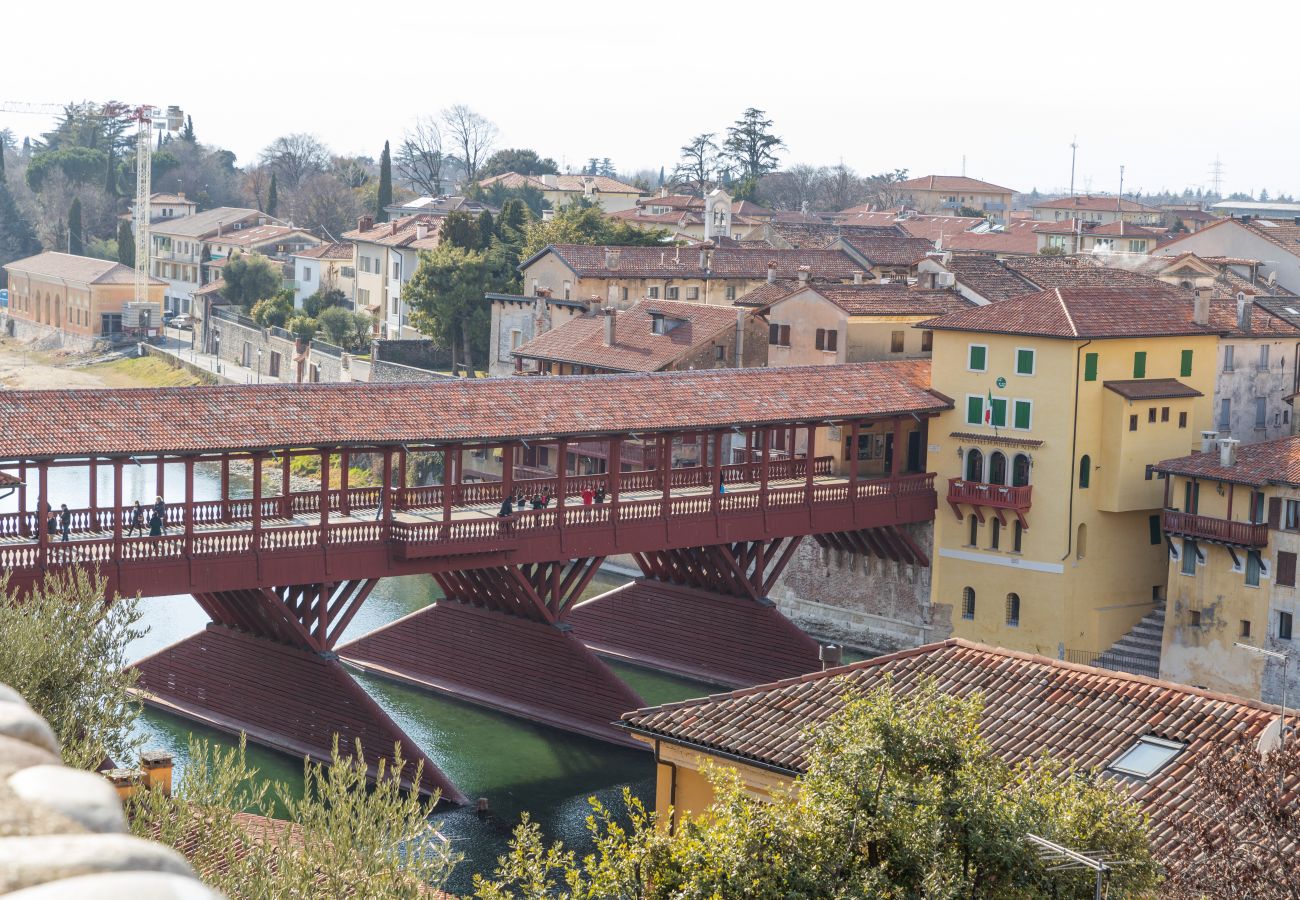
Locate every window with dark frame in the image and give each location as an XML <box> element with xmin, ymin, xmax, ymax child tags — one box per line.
<box><xmin>1129</xmin><ymin>414</ymin><xmax>1138</xmax><ymax>431</ymax></box>
<box><xmin>1280</xmin><ymin>611</ymin><xmax>1294</xmax><ymax>641</ymax></box>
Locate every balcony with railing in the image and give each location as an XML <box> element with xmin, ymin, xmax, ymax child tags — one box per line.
<box><xmin>1162</xmin><ymin>509</ymin><xmax>1268</xmax><ymax>548</ymax></box>
<box><xmin>947</xmin><ymin>478</ymin><xmax>1032</xmax><ymax>527</ymax></box>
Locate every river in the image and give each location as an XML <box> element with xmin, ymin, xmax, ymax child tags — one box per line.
<box><xmin>14</xmin><ymin>460</ymin><xmax>722</xmax><ymax>891</ymax></box>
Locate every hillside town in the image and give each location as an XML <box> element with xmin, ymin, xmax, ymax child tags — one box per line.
<box><xmin>1</xmin><ymin>5</ymin><xmax>1299</xmax><ymax>897</ymax></box>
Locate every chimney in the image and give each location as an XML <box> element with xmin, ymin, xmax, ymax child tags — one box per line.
<box><xmin>177</xmin><ymin>191</ymin><xmax>185</xmax><ymax>199</ymax></box>
<box><xmin>258</xmin><ymin>216</ymin><xmax>267</xmax><ymax>227</ymax></box>
<box><xmin>604</xmin><ymin>247</ymin><xmax>620</xmax><ymax>269</ymax></box>
<box><xmin>390</xmin><ymin>220</ymin><xmax>398</xmax><ymax>236</ymax></box>
<box><xmin>104</xmin><ymin>768</ymin><xmax>145</xmax><ymax>801</ymax></box>
<box><xmin>357</xmin><ymin>215</ymin><xmax>374</xmax><ymax>232</ymax></box>
<box><xmin>140</xmin><ymin>750</ymin><xmax>174</xmax><ymax>796</ymax></box>
<box><xmin>1201</xmin><ymin>430</ymin><xmax>1218</xmax><ymax>453</ymax></box>
<box><xmin>216</xmin><ymin>220</ymin><xmax>223</xmax><ymax>235</ymax></box>
<box><xmin>416</xmin><ymin>222</ymin><xmax>428</xmax><ymax>241</ymax></box>
<box><xmin>1193</xmin><ymin>287</ymin><xmax>1209</xmax><ymax>326</ymax></box>
<box><xmin>767</xmin><ymin>260</ymin><xmax>777</xmax><ymax>284</ymax></box>
<box><xmin>541</xmin><ymin>173</ymin><xmax>559</xmax><ymax>188</ymax></box>
<box><xmin>602</xmin><ymin>307</ymin><xmax>616</xmax><ymax>346</ymax></box>
<box><xmin>1237</xmin><ymin>291</ymin><xmax>1252</xmax><ymax>334</ymax></box>
<box><xmin>797</xmin><ymin>265</ymin><xmax>810</xmax><ymax>284</ymax></box>
<box><xmin>852</xmin><ymin>270</ymin><xmax>864</xmax><ymax>285</ymax></box>
<box><xmin>1220</xmin><ymin>437</ymin><xmax>1240</xmax><ymax>467</ymax></box>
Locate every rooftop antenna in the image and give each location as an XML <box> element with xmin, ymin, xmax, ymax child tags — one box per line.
<box><xmin>961</xmin><ymin>154</ymin><xmax>966</xmax><ymax>177</ymax></box>
<box><xmin>1069</xmin><ymin>136</ymin><xmax>1078</xmax><ymax>196</ymax></box>
<box><xmin>1026</xmin><ymin>833</ymin><xmax>1132</xmax><ymax>900</ymax></box>
<box><xmin>1118</xmin><ymin>165</ymin><xmax>1125</xmax><ymax>212</ymax></box>
<box><xmin>1209</xmin><ymin>155</ymin><xmax>1225</xmax><ymax>199</ymax></box>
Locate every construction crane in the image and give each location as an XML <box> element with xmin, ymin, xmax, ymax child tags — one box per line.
<box><xmin>0</xmin><ymin>100</ymin><xmax>183</xmax><ymax>307</ymax></box>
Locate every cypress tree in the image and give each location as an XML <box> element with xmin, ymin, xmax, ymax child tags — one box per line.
<box><xmin>68</xmin><ymin>198</ymin><xmax>84</xmax><ymax>255</ymax></box>
<box><xmin>117</xmin><ymin>221</ymin><xmax>134</xmax><ymax>267</ymax></box>
<box><xmin>266</xmin><ymin>173</ymin><xmax>278</xmax><ymax>217</ymax></box>
<box><xmin>376</xmin><ymin>141</ymin><xmax>392</xmax><ymax>223</ymax></box>
<box><xmin>477</xmin><ymin>210</ymin><xmax>494</xmax><ymax>248</ymax></box>
<box><xmin>104</xmin><ymin>149</ymin><xmax>117</xmax><ymax>197</ymax></box>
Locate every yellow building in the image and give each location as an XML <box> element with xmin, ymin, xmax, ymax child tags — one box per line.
<box><xmin>4</xmin><ymin>252</ymin><xmax>166</xmax><ymax>338</ymax></box>
<box><xmin>1155</xmin><ymin>436</ymin><xmax>1300</xmax><ymax>704</ymax></box>
<box><xmin>924</xmin><ymin>286</ymin><xmax>1222</xmax><ymax>658</ymax></box>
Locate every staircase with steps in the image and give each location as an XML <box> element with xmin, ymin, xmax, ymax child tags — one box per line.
<box><xmin>1091</xmin><ymin>604</ymin><xmax>1165</xmax><ymax>679</ymax></box>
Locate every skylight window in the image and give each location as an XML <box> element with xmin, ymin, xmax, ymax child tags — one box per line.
<box><xmin>1108</xmin><ymin>736</ymin><xmax>1185</xmax><ymax>778</ymax></box>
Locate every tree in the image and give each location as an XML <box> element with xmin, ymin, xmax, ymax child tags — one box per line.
<box><xmin>130</xmin><ymin>735</ymin><xmax>458</xmax><ymax>898</ymax></box>
<box><xmin>302</xmin><ymin>287</ymin><xmax>347</xmax><ymax>318</ymax></box>
<box><xmin>861</xmin><ymin>167</ymin><xmax>912</xmax><ymax>210</ymax></box>
<box><xmin>723</xmin><ymin>108</ymin><xmax>784</xmax><ymax>181</ymax></box>
<box><xmin>259</xmin><ymin>133</ymin><xmax>330</xmax><ymax>189</ymax></box>
<box><xmin>0</xmin><ymin>569</ymin><xmax>144</xmax><ymax>770</ymax></box>
<box><xmin>317</xmin><ymin>306</ymin><xmax>373</xmax><ymax>352</ymax></box>
<box><xmin>291</xmin><ymin>173</ymin><xmax>364</xmax><ymax>238</ymax></box>
<box><xmin>222</xmin><ymin>253</ymin><xmax>281</xmax><ymax>310</ymax></box>
<box><xmin>672</xmin><ymin>133</ymin><xmax>719</xmax><ymax>195</ymax></box>
<box><xmin>26</xmin><ymin>146</ymin><xmax>109</xmax><ymax>191</ymax></box>
<box><xmin>519</xmin><ymin>201</ymin><xmax>670</xmax><ymax>261</ymax></box>
<box><xmin>405</xmin><ymin>244</ymin><xmax>496</xmax><ymax>376</ymax></box>
<box><xmin>0</xmin><ymin>175</ymin><xmax>43</xmax><ymax>285</ymax></box>
<box><xmin>250</xmin><ymin>294</ymin><xmax>292</xmax><ymax>328</ymax></box>
<box><xmin>397</xmin><ymin>116</ymin><xmax>446</xmax><ymax>197</ymax></box>
<box><xmin>479</xmin><ymin>148</ymin><xmax>559</xmax><ymax>179</ymax></box>
<box><xmin>442</xmin><ymin>105</ymin><xmax>498</xmax><ymax>185</ymax></box>
<box><xmin>179</xmin><ymin>114</ymin><xmax>195</xmax><ymax>143</ymax></box>
<box><xmin>474</xmin><ymin>678</ymin><xmax>1159</xmax><ymax>899</ymax></box>
<box><xmin>286</xmin><ymin>312</ymin><xmax>318</xmax><ymax>343</ymax></box>
<box><xmin>116</xmin><ymin>220</ymin><xmax>134</xmax><ymax>267</ymax></box>
<box><xmin>266</xmin><ymin>172</ymin><xmax>278</xmax><ymax>218</ymax></box>
<box><xmin>376</xmin><ymin>140</ymin><xmax>392</xmax><ymax>222</ymax></box>
<box><xmin>1162</xmin><ymin>740</ymin><xmax>1300</xmax><ymax>899</ymax></box>
<box><xmin>441</xmin><ymin>210</ymin><xmax>484</xmax><ymax>251</ymax></box>
<box><xmin>66</xmin><ymin>197</ymin><xmax>83</xmax><ymax>254</ymax></box>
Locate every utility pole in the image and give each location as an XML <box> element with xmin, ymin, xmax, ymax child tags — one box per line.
<box><xmin>1209</xmin><ymin>155</ymin><xmax>1225</xmax><ymax>199</ymax></box>
<box><xmin>1118</xmin><ymin>165</ymin><xmax>1125</xmax><ymax>211</ymax></box>
<box><xmin>1069</xmin><ymin>136</ymin><xmax>1078</xmax><ymax>196</ymax></box>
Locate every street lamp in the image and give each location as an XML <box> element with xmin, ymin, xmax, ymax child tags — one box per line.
<box><xmin>1235</xmin><ymin>641</ymin><xmax>1290</xmax><ymax>753</ymax></box>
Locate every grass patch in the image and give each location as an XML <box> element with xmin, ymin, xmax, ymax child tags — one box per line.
<box><xmin>85</xmin><ymin>356</ymin><xmax>206</xmax><ymax>388</ymax></box>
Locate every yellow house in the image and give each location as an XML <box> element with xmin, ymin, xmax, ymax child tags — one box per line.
<box><xmin>1155</xmin><ymin>435</ymin><xmax>1300</xmax><ymax>704</ymax></box>
<box><xmin>4</xmin><ymin>252</ymin><xmax>166</xmax><ymax>338</ymax></box>
<box><xmin>924</xmin><ymin>286</ymin><xmax>1222</xmax><ymax>659</ymax></box>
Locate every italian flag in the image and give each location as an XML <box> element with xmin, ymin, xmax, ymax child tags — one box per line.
<box><xmin>984</xmin><ymin>389</ymin><xmax>994</xmax><ymax>426</ymax></box>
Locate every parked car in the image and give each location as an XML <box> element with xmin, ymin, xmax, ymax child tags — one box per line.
<box><xmin>170</xmin><ymin>314</ymin><xmax>196</xmax><ymax>331</ymax></box>
<box><xmin>161</xmin><ymin>310</ymin><xmax>177</xmax><ymax>324</ymax></box>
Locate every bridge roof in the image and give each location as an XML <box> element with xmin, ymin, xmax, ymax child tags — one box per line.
<box><xmin>0</xmin><ymin>361</ymin><xmax>947</xmax><ymax>459</ymax></box>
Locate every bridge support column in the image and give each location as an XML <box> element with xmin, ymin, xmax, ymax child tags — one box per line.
<box><xmin>568</xmin><ymin>538</ymin><xmax>824</xmax><ymax>687</ymax></box>
<box><xmin>339</xmin><ymin>556</ymin><xmax>645</xmax><ymax>747</ymax></box>
<box><xmin>132</xmin><ymin>578</ymin><xmax>464</xmax><ymax>804</ymax></box>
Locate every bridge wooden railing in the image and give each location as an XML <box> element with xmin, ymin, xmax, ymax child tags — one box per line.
<box><xmin>0</xmin><ymin>472</ymin><xmax>933</xmax><ymax>573</ymax></box>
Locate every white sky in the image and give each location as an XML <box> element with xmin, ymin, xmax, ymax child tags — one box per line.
<box><xmin>3</xmin><ymin>0</ymin><xmax>1295</xmax><ymax>198</ymax></box>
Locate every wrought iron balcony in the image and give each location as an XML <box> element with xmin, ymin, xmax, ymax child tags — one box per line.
<box><xmin>1162</xmin><ymin>509</ymin><xmax>1268</xmax><ymax>548</ymax></box>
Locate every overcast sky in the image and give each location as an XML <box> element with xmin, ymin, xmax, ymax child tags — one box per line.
<box><xmin>4</xmin><ymin>0</ymin><xmax>1295</xmax><ymax>199</ymax></box>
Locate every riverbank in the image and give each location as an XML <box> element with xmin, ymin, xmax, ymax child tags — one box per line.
<box><xmin>0</xmin><ymin>338</ymin><xmax>204</xmax><ymax>389</ymax></box>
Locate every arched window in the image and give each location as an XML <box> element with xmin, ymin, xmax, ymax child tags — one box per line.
<box><xmin>1012</xmin><ymin>454</ymin><xmax>1031</xmax><ymax>487</ymax></box>
<box><xmin>962</xmin><ymin>587</ymin><xmax>975</xmax><ymax>620</ymax></box>
<box><xmin>1006</xmin><ymin>593</ymin><xmax>1021</xmax><ymax>627</ymax></box>
<box><xmin>968</xmin><ymin>514</ymin><xmax>979</xmax><ymax>546</ymax></box>
<box><xmin>989</xmin><ymin>451</ymin><xmax>1007</xmax><ymax>485</ymax></box>
<box><xmin>990</xmin><ymin>517</ymin><xmax>1001</xmax><ymax>550</ymax></box>
<box><xmin>1077</xmin><ymin>523</ymin><xmax>1087</xmax><ymax>559</ymax></box>
<box><xmin>1078</xmin><ymin>454</ymin><xmax>1091</xmax><ymax>489</ymax></box>
<box><xmin>966</xmin><ymin>449</ymin><xmax>984</xmax><ymax>483</ymax></box>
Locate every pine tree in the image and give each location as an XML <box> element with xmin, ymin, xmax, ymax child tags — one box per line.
<box><xmin>266</xmin><ymin>173</ymin><xmax>278</xmax><ymax>217</ymax></box>
<box><xmin>117</xmin><ymin>221</ymin><xmax>134</xmax><ymax>268</ymax></box>
<box><xmin>376</xmin><ymin>141</ymin><xmax>392</xmax><ymax>223</ymax></box>
<box><xmin>67</xmin><ymin>198</ymin><xmax>84</xmax><ymax>255</ymax></box>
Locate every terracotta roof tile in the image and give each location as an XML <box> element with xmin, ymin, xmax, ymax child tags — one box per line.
<box><xmin>293</xmin><ymin>242</ymin><xmax>354</xmax><ymax>261</ymax></box>
<box><xmin>342</xmin><ymin>214</ymin><xmax>442</xmax><ymax>249</ymax></box>
<box><xmin>732</xmin><ymin>280</ymin><xmax>803</xmax><ymax>308</ymax></box>
<box><xmin>0</xmin><ymin>362</ymin><xmax>948</xmax><ymax>458</ymax></box>
<box><xmin>3</xmin><ymin>252</ymin><xmax>167</xmax><ymax>286</ymax></box>
<box><xmin>1157</xmin><ymin>434</ymin><xmax>1300</xmax><ymax>487</ymax></box>
<box><xmin>620</xmin><ymin>638</ymin><xmax>1279</xmax><ymax>864</ymax></box>
<box><xmin>478</xmin><ymin>172</ymin><xmax>642</xmax><ymax>194</ymax></box>
<box><xmin>791</xmin><ymin>284</ymin><xmax>975</xmax><ymax>317</ymax></box>
<box><xmin>837</xmin><ymin>234</ymin><xmax>935</xmax><ymax>267</ymax></box>
<box><xmin>1032</xmin><ymin>195</ymin><xmax>1162</xmax><ymax>213</ymax></box>
<box><xmin>934</xmin><ymin>253</ymin><xmax>1039</xmax><ymax>301</ymax></box>
<box><xmin>514</xmin><ymin>299</ymin><xmax>744</xmax><ymax>372</ymax></box>
<box><xmin>768</xmin><ymin>222</ymin><xmax>906</xmax><ymax>249</ymax></box>
<box><xmin>895</xmin><ymin>175</ymin><xmax>1017</xmax><ymax>194</ymax></box>
<box><xmin>208</xmin><ymin>224</ymin><xmax>318</xmax><ymax>249</ymax></box>
<box><xmin>1104</xmin><ymin>378</ymin><xmax>1202</xmax><ymax>400</ymax></box>
<box><xmin>533</xmin><ymin>245</ymin><xmax>865</xmax><ymax>281</ymax></box>
<box><xmin>923</xmin><ymin>286</ymin><xmax>1225</xmax><ymax>339</ymax></box>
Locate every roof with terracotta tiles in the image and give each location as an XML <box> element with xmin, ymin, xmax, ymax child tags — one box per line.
<box><xmin>1086</xmin><ymin>220</ymin><xmax>1166</xmax><ymax>237</ymax></box>
<box><xmin>150</xmin><ymin>207</ymin><xmax>276</xmax><ymax>238</ymax></box>
<box><xmin>1238</xmin><ymin>218</ymin><xmax>1300</xmax><ymax>258</ymax></box>
<box><xmin>477</xmin><ymin>172</ymin><xmax>643</xmax><ymax>194</ymax></box>
<box><xmin>732</xmin><ymin>279</ymin><xmax>804</xmax><ymax>308</ymax></box>
<box><xmin>1104</xmin><ymin>378</ymin><xmax>1202</xmax><ymax>400</ymax></box>
<box><xmin>0</xmin><ymin>362</ymin><xmax>948</xmax><ymax>458</ymax></box>
<box><xmin>838</xmin><ymin>234</ymin><xmax>935</xmax><ymax>267</ymax></box>
<box><xmin>293</xmin><ymin>241</ymin><xmax>354</xmax><ymax>260</ymax></box>
<box><xmin>768</xmin><ymin>222</ymin><xmax>906</xmax><ymax>249</ymax></box>
<box><xmin>513</xmin><ymin>299</ymin><xmax>744</xmax><ymax>372</ymax></box>
<box><xmin>781</xmin><ymin>284</ymin><xmax>975</xmax><ymax>317</ymax></box>
<box><xmin>342</xmin><ymin>214</ymin><xmax>443</xmax><ymax>250</ymax></box>
<box><xmin>619</xmin><ymin>637</ymin><xmax>1280</xmax><ymax>864</ymax></box>
<box><xmin>833</xmin><ymin>212</ymin><xmax>986</xmax><ymax>242</ymax></box>
<box><xmin>1002</xmin><ymin>255</ymin><xmax>1172</xmax><ymax>290</ymax></box>
<box><xmin>208</xmin><ymin>224</ymin><xmax>319</xmax><ymax>249</ymax></box>
<box><xmin>1032</xmin><ymin>195</ymin><xmax>1162</xmax><ymax>213</ymax></box>
<box><xmin>932</xmin><ymin>253</ymin><xmax>1039</xmax><ymax>302</ymax></box>
<box><xmin>526</xmin><ymin>245</ymin><xmax>866</xmax><ymax>281</ymax></box>
<box><xmin>922</xmin><ymin>286</ymin><xmax>1225</xmax><ymax>339</ymax></box>
<box><xmin>1157</xmin><ymin>435</ymin><xmax>1300</xmax><ymax>487</ymax></box>
<box><xmin>895</xmin><ymin>175</ymin><xmax>1017</xmax><ymax>194</ymax></box>
<box><xmin>940</xmin><ymin>221</ymin><xmax>1044</xmax><ymax>255</ymax></box>
<box><xmin>1208</xmin><ymin>296</ymin><xmax>1300</xmax><ymax>337</ymax></box>
<box><xmin>3</xmin><ymin>252</ymin><xmax>168</xmax><ymax>286</ymax></box>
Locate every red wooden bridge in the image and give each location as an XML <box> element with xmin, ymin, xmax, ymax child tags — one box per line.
<box><xmin>0</xmin><ymin>362</ymin><xmax>947</xmax><ymax>803</ymax></box>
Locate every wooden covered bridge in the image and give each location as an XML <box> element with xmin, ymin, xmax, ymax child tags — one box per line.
<box><xmin>0</xmin><ymin>362</ymin><xmax>947</xmax><ymax>803</ymax></box>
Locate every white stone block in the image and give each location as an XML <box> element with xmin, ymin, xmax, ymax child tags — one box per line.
<box><xmin>8</xmin><ymin>765</ymin><xmax>128</xmax><ymax>834</ymax></box>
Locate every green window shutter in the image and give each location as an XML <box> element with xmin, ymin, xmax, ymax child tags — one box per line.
<box><xmin>969</xmin><ymin>345</ymin><xmax>986</xmax><ymax>370</ymax></box>
<box><xmin>1180</xmin><ymin>349</ymin><xmax>1193</xmax><ymax>378</ymax></box>
<box><xmin>1084</xmin><ymin>352</ymin><xmax>1098</xmax><ymax>381</ymax></box>
<box><xmin>1016</xmin><ymin>348</ymin><xmax>1034</xmax><ymax>375</ymax></box>
<box><xmin>1013</xmin><ymin>400</ymin><xmax>1032</xmax><ymax>430</ymax></box>
<box><xmin>990</xmin><ymin>398</ymin><xmax>1008</xmax><ymax>427</ymax></box>
<box><xmin>1149</xmin><ymin>514</ymin><xmax>1161</xmax><ymax>545</ymax></box>
<box><xmin>966</xmin><ymin>395</ymin><xmax>983</xmax><ymax>425</ymax></box>
<box><xmin>1134</xmin><ymin>351</ymin><xmax>1147</xmax><ymax>378</ymax></box>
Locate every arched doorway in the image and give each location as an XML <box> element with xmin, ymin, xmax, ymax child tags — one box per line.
<box><xmin>1012</xmin><ymin>454</ymin><xmax>1031</xmax><ymax>487</ymax></box>
<box><xmin>989</xmin><ymin>451</ymin><xmax>1007</xmax><ymax>485</ymax></box>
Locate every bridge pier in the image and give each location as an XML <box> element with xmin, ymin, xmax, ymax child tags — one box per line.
<box><xmin>338</xmin><ymin>557</ymin><xmax>647</xmax><ymax>747</ymax></box>
<box><xmin>132</xmin><ymin>580</ymin><xmax>465</xmax><ymax>804</ymax></box>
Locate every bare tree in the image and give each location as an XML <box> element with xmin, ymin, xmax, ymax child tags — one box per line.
<box><xmin>289</xmin><ymin>173</ymin><xmax>364</xmax><ymax>239</ymax></box>
<box><xmin>396</xmin><ymin>116</ymin><xmax>446</xmax><ymax>197</ymax></box>
<box><xmin>441</xmin><ymin>106</ymin><xmax>497</xmax><ymax>186</ymax></box>
<box><xmin>860</xmin><ymin>168</ymin><xmax>912</xmax><ymax>211</ymax></box>
<box><xmin>672</xmin><ymin>133</ymin><xmax>719</xmax><ymax>196</ymax></box>
<box><xmin>258</xmin><ymin>133</ymin><xmax>330</xmax><ymax>189</ymax></box>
